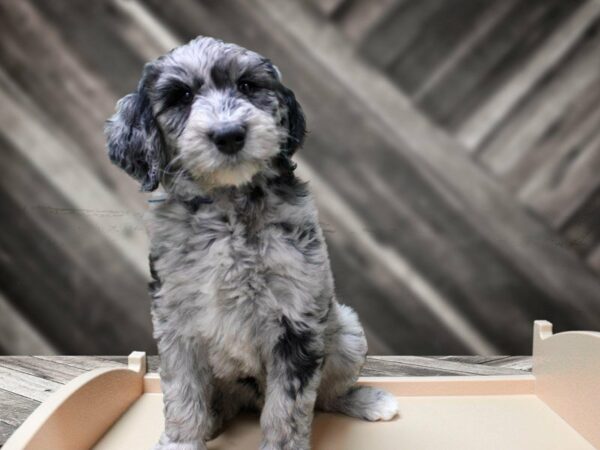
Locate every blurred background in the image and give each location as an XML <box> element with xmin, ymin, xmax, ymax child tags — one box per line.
<box><xmin>0</xmin><ymin>0</ymin><xmax>599</xmax><ymax>356</ymax></box>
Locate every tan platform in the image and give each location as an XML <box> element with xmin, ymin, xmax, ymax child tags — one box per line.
<box><xmin>4</xmin><ymin>321</ymin><xmax>599</xmax><ymax>449</ymax></box>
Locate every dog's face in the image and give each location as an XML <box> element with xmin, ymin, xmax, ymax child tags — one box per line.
<box><xmin>105</xmin><ymin>37</ymin><xmax>305</xmax><ymax>191</ymax></box>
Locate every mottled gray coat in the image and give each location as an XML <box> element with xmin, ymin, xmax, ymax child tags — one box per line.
<box><xmin>105</xmin><ymin>36</ymin><xmax>398</xmax><ymax>450</ymax></box>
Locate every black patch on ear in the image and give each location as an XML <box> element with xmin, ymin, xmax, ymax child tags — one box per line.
<box><xmin>105</xmin><ymin>66</ymin><xmax>164</xmax><ymax>192</ymax></box>
<box><xmin>281</xmin><ymin>87</ymin><xmax>306</xmax><ymax>156</ymax></box>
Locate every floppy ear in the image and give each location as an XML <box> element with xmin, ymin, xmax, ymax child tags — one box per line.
<box><xmin>281</xmin><ymin>87</ymin><xmax>306</xmax><ymax>156</ymax></box>
<box><xmin>105</xmin><ymin>76</ymin><xmax>164</xmax><ymax>192</ymax></box>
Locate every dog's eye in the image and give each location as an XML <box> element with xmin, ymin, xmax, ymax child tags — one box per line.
<box><xmin>163</xmin><ymin>85</ymin><xmax>194</xmax><ymax>109</ymax></box>
<box><xmin>238</xmin><ymin>81</ymin><xmax>256</xmax><ymax>95</ymax></box>
<box><xmin>177</xmin><ymin>88</ymin><xmax>194</xmax><ymax>104</ymax></box>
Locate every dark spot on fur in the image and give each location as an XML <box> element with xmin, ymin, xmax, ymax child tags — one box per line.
<box><xmin>267</xmin><ymin>171</ymin><xmax>309</xmax><ymax>205</ymax></box>
<box><xmin>183</xmin><ymin>195</ymin><xmax>213</xmax><ymax>213</ymax></box>
<box><xmin>148</xmin><ymin>254</ymin><xmax>161</xmax><ymax>296</ymax></box>
<box><xmin>274</xmin><ymin>316</ymin><xmax>322</xmax><ymax>397</ymax></box>
<box><xmin>248</xmin><ymin>185</ymin><xmax>265</xmax><ymax>202</ymax></box>
<box><xmin>278</xmin><ymin>222</ymin><xmax>294</xmax><ymax>233</ymax></box>
<box><xmin>237</xmin><ymin>376</ymin><xmax>261</xmax><ymax>397</ymax></box>
<box><xmin>210</xmin><ymin>59</ymin><xmax>233</xmax><ymax>90</ymax></box>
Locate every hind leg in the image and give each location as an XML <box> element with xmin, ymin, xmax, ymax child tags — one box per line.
<box><xmin>316</xmin><ymin>302</ymin><xmax>399</xmax><ymax>421</ymax></box>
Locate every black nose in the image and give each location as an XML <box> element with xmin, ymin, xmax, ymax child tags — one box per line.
<box><xmin>209</xmin><ymin>124</ymin><xmax>246</xmax><ymax>155</ymax></box>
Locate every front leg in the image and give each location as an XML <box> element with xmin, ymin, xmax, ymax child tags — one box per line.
<box><xmin>154</xmin><ymin>334</ymin><xmax>216</xmax><ymax>450</ymax></box>
<box><xmin>260</xmin><ymin>316</ymin><xmax>324</xmax><ymax>450</ymax></box>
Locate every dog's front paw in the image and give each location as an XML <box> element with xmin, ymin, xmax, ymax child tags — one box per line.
<box><xmin>363</xmin><ymin>388</ymin><xmax>400</xmax><ymax>421</ymax></box>
<box><xmin>153</xmin><ymin>433</ymin><xmax>207</xmax><ymax>450</ymax></box>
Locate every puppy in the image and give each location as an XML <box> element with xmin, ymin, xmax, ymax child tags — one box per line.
<box><xmin>105</xmin><ymin>36</ymin><xmax>399</xmax><ymax>450</ymax></box>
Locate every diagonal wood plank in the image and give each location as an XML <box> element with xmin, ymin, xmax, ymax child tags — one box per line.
<box><xmin>0</xmin><ymin>292</ymin><xmax>55</xmax><ymax>356</ymax></box>
<box><xmin>244</xmin><ymin>0</ymin><xmax>600</xmax><ymax>336</ymax></box>
<box><xmin>363</xmin><ymin>356</ymin><xmax>530</xmax><ymax>376</ymax></box>
<box><xmin>458</xmin><ymin>0</ymin><xmax>600</xmax><ymax>150</ymax></box>
<box><xmin>0</xmin><ymin>367</ymin><xmax>60</xmax><ymax>402</ymax></box>
<box><xmin>0</xmin><ymin>358</ymin><xmax>86</xmax><ymax>384</ymax></box>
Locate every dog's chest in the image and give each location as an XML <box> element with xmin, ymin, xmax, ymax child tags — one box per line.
<box><xmin>148</xmin><ymin>194</ymin><xmax>325</xmax><ymax>377</ymax></box>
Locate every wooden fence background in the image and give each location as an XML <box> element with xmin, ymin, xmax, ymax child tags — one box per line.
<box><xmin>0</xmin><ymin>0</ymin><xmax>599</xmax><ymax>355</ymax></box>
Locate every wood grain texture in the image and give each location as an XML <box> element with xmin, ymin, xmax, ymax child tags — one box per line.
<box><xmin>0</xmin><ymin>355</ymin><xmax>532</xmax><ymax>447</ymax></box>
<box><xmin>0</xmin><ymin>0</ymin><xmax>597</xmax><ymax>357</ymax></box>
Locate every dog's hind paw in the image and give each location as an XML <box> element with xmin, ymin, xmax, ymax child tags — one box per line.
<box><xmin>323</xmin><ymin>385</ymin><xmax>400</xmax><ymax>421</ymax></box>
<box><xmin>360</xmin><ymin>388</ymin><xmax>400</xmax><ymax>421</ymax></box>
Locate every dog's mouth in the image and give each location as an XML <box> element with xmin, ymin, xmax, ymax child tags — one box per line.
<box><xmin>191</xmin><ymin>159</ymin><xmax>262</xmax><ymax>188</ymax></box>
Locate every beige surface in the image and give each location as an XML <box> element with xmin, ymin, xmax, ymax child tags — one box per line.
<box><xmin>93</xmin><ymin>392</ymin><xmax>594</xmax><ymax>450</ymax></box>
<box><xmin>2</xmin><ymin>352</ymin><xmax>146</xmax><ymax>450</ymax></box>
<box><xmin>5</xmin><ymin>322</ymin><xmax>600</xmax><ymax>449</ymax></box>
<box><xmin>533</xmin><ymin>320</ymin><xmax>600</xmax><ymax>449</ymax></box>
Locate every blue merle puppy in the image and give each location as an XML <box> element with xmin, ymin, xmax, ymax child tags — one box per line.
<box><xmin>105</xmin><ymin>36</ymin><xmax>399</xmax><ymax>450</ymax></box>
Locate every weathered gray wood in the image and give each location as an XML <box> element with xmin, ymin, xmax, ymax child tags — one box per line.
<box><xmin>0</xmin><ymin>0</ymin><xmax>145</xmax><ymax>212</ymax></box>
<box><xmin>0</xmin><ymin>389</ymin><xmax>40</xmax><ymax>428</ymax></box>
<box><xmin>478</xmin><ymin>20</ymin><xmax>600</xmax><ymax>193</ymax></box>
<box><xmin>0</xmin><ymin>293</ymin><xmax>55</xmax><ymax>355</ymax></box>
<box><xmin>362</xmin><ymin>356</ymin><xmax>530</xmax><ymax>376</ymax></box>
<box><xmin>148</xmin><ymin>0</ymin><xmax>600</xmax><ymax>354</ymax></box>
<box><xmin>560</xmin><ymin>187</ymin><xmax>600</xmax><ymax>257</ymax></box>
<box><xmin>306</xmin><ymin>0</ymin><xmax>348</xmax><ymax>18</ymax></box>
<box><xmin>0</xmin><ymin>366</ymin><xmax>60</xmax><ymax>403</ymax></box>
<box><xmin>0</xmin><ymin>0</ymin><xmax>597</xmax><ymax>359</ymax></box>
<box><xmin>0</xmin><ymin>358</ymin><xmax>86</xmax><ymax>384</ymax></box>
<box><xmin>359</xmin><ymin>0</ymin><xmax>445</xmax><ymax>70</ymax></box>
<box><xmin>33</xmin><ymin>356</ymin><xmax>129</xmax><ymax>372</ymax></box>
<box><xmin>418</xmin><ymin>0</ymin><xmax>581</xmax><ymax>129</ymax></box>
<box><xmin>588</xmin><ymin>245</ymin><xmax>600</xmax><ymax>274</ymax></box>
<box><xmin>0</xmin><ymin>420</ymin><xmax>15</xmax><ymax>448</ymax></box>
<box><xmin>387</xmin><ymin>0</ymin><xmax>494</xmax><ymax>95</ymax></box>
<box><xmin>458</xmin><ymin>0</ymin><xmax>600</xmax><ymax>150</ymax></box>
<box><xmin>334</xmin><ymin>0</ymin><xmax>400</xmax><ymax>44</ymax></box>
<box><xmin>411</xmin><ymin>0</ymin><xmax>516</xmax><ymax>104</ymax></box>
<box><xmin>480</xmin><ymin>356</ymin><xmax>534</xmax><ymax>372</ymax></box>
<box><xmin>0</xmin><ymin>134</ymin><xmax>155</xmax><ymax>354</ymax></box>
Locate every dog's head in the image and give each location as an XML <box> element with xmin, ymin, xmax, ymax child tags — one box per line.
<box><xmin>105</xmin><ymin>36</ymin><xmax>305</xmax><ymax>191</ymax></box>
